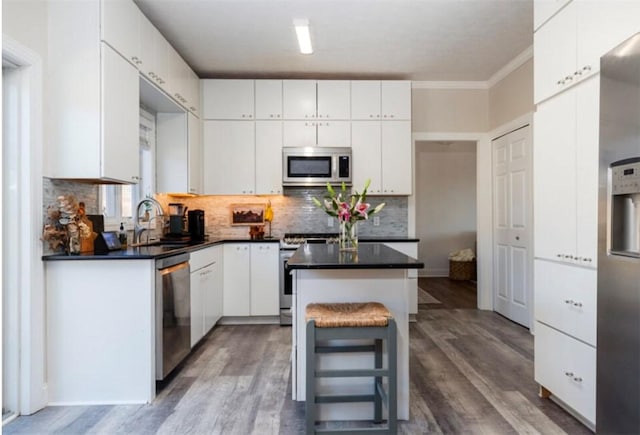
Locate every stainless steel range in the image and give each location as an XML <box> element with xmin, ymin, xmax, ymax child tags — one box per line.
<box><xmin>279</xmin><ymin>233</ymin><xmax>339</xmax><ymax>325</ymax></box>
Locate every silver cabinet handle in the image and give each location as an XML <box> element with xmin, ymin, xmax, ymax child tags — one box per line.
<box><xmin>564</xmin><ymin>299</ymin><xmax>574</xmax><ymax>304</ymax></box>
<box><xmin>574</xmin><ymin>70</ymin><xmax>582</xmax><ymax>77</ymax></box>
<box><xmin>565</xmin><ymin>371</ymin><xmax>574</xmax><ymax>377</ymax></box>
<box><xmin>565</xmin><ymin>75</ymin><xmax>573</xmax><ymax>82</ymax></box>
<box><xmin>573</xmin><ymin>302</ymin><xmax>583</xmax><ymax>307</ymax></box>
<box><xmin>573</xmin><ymin>376</ymin><xmax>583</xmax><ymax>383</ymax></box>
<box><xmin>582</xmin><ymin>65</ymin><xmax>592</xmax><ymax>72</ymax></box>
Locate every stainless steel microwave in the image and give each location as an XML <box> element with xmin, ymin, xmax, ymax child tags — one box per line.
<box><xmin>282</xmin><ymin>147</ymin><xmax>352</xmax><ymax>187</ymax></box>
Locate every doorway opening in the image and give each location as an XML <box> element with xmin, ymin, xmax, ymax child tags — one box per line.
<box><xmin>415</xmin><ymin>140</ymin><xmax>478</xmax><ymax>309</ymax></box>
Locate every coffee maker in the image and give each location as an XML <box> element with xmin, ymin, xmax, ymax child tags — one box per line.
<box><xmin>168</xmin><ymin>203</ymin><xmax>188</xmax><ymax>236</ymax></box>
<box><xmin>188</xmin><ymin>210</ymin><xmax>206</xmax><ymax>241</ymax></box>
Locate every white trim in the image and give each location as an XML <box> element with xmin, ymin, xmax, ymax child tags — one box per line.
<box><xmin>486</xmin><ymin>45</ymin><xmax>534</xmax><ymax>89</ymax></box>
<box><xmin>411</xmin><ymin>46</ymin><xmax>534</xmax><ymax>91</ymax></box>
<box><xmin>410</xmin><ymin>131</ymin><xmax>493</xmax><ymax>311</ymax></box>
<box><xmin>2</xmin><ymin>33</ymin><xmax>47</xmax><ymax>415</ymax></box>
<box><xmin>412</xmin><ymin>81</ymin><xmax>488</xmax><ymax>90</ymax></box>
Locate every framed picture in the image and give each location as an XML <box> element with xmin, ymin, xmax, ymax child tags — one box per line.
<box><xmin>230</xmin><ymin>203</ymin><xmax>265</xmax><ymax>225</ymax></box>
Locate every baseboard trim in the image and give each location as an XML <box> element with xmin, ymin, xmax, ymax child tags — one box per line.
<box><xmin>218</xmin><ymin>316</ymin><xmax>280</xmax><ymax>325</ymax></box>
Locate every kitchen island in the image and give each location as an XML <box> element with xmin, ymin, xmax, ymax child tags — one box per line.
<box><xmin>287</xmin><ymin>243</ymin><xmax>423</xmax><ymax>421</ymax></box>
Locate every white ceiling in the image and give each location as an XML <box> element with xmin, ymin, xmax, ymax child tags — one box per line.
<box><xmin>135</xmin><ymin>0</ymin><xmax>533</xmax><ymax>82</ymax></box>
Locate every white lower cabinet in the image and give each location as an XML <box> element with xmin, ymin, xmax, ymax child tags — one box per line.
<box><xmin>535</xmin><ymin>322</ymin><xmax>596</xmax><ymax>424</ymax></box>
<box><xmin>223</xmin><ymin>243</ymin><xmax>279</xmax><ymax>318</ymax></box>
<box><xmin>534</xmin><ymin>260</ymin><xmax>596</xmax><ymax>346</ymax></box>
<box><xmin>534</xmin><ymin>259</ymin><xmax>597</xmax><ymax>426</ymax></box>
<box><xmin>190</xmin><ymin>246</ymin><xmax>223</xmax><ymax>346</ymax></box>
<box><xmin>250</xmin><ymin>244</ymin><xmax>279</xmax><ymax>316</ymax></box>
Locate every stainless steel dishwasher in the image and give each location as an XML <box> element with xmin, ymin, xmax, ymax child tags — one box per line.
<box><xmin>155</xmin><ymin>253</ymin><xmax>191</xmax><ymax>380</ymax></box>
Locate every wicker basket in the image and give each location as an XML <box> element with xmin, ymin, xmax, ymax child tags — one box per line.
<box><xmin>449</xmin><ymin>259</ymin><xmax>477</xmax><ymax>281</ymax></box>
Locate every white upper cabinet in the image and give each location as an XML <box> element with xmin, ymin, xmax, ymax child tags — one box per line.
<box><xmin>202</xmin><ymin>120</ymin><xmax>256</xmax><ymax>194</ymax></box>
<box><xmin>533</xmin><ymin>0</ymin><xmax>571</xmax><ymax>31</ymax></box>
<box><xmin>316</xmin><ymin>121</ymin><xmax>351</xmax><ymax>147</ymax></box>
<box><xmin>283</xmin><ymin>80</ymin><xmax>317</xmax><ymax>119</ymax></box>
<box><xmin>102</xmin><ymin>43</ymin><xmax>140</xmax><ymax>183</ymax></box>
<box><xmin>202</xmin><ymin>79</ymin><xmax>255</xmax><ymax>120</ymax></box>
<box><xmin>255</xmin><ymin>121</ymin><xmax>283</xmax><ymax>195</ymax></box>
<box><xmin>100</xmin><ymin>0</ymin><xmax>140</xmax><ymax>68</ymax></box>
<box><xmin>186</xmin><ymin>69</ymin><xmax>200</xmax><ymax>115</ymax></box>
<box><xmin>167</xmin><ymin>45</ymin><xmax>187</xmax><ymax>105</ymax></box>
<box><xmin>351</xmin><ymin>122</ymin><xmax>382</xmax><ymax>194</ymax></box>
<box><xmin>282</xmin><ymin>121</ymin><xmax>317</xmax><ymax>148</ymax></box>
<box><xmin>187</xmin><ymin>113</ymin><xmax>202</xmax><ymax>194</ymax></box>
<box><xmin>139</xmin><ymin>12</ymin><xmax>169</xmax><ymax>88</ymax></box>
<box><xmin>255</xmin><ymin>80</ymin><xmax>283</xmax><ymax>119</ymax></box>
<box><xmin>317</xmin><ymin>81</ymin><xmax>350</xmax><ymax>119</ymax></box>
<box><xmin>351</xmin><ymin>81</ymin><xmax>381</xmax><ymax>120</ymax></box>
<box><xmin>351</xmin><ymin>121</ymin><xmax>411</xmax><ymax>195</ymax></box>
<box><xmin>381</xmin><ymin>81</ymin><xmax>412</xmax><ymax>120</ymax></box>
<box><xmin>534</xmin><ymin>0</ymin><xmax>640</xmax><ymax>103</ymax></box>
<box><xmin>381</xmin><ymin>121</ymin><xmax>412</xmax><ymax>194</ymax></box>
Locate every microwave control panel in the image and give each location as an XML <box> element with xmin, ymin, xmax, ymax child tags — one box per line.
<box><xmin>612</xmin><ymin>159</ymin><xmax>640</xmax><ymax>195</ymax></box>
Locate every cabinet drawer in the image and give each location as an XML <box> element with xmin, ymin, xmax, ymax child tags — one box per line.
<box><xmin>534</xmin><ymin>260</ymin><xmax>596</xmax><ymax>346</ymax></box>
<box><xmin>190</xmin><ymin>246</ymin><xmax>217</xmax><ymax>271</ymax></box>
<box><xmin>534</xmin><ymin>322</ymin><xmax>595</xmax><ymax>424</ymax></box>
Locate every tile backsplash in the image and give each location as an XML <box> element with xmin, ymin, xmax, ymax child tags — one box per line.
<box><xmin>157</xmin><ymin>188</ymin><xmax>408</xmax><ymax>239</ymax></box>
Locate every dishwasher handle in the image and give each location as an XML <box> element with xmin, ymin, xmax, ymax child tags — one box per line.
<box><xmin>156</xmin><ymin>253</ymin><xmax>190</xmax><ymax>270</ymax></box>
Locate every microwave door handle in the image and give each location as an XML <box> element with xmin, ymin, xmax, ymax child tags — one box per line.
<box><xmin>333</xmin><ymin>154</ymin><xmax>338</xmax><ymax>180</ymax></box>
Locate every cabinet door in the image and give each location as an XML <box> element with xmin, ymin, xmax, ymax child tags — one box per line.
<box><xmin>317</xmin><ymin>121</ymin><xmax>350</xmax><ymax>147</ymax></box>
<box><xmin>381</xmin><ymin>81</ymin><xmax>411</xmax><ymax>120</ymax></box>
<box><xmin>223</xmin><ymin>244</ymin><xmax>250</xmax><ymax>316</ymax></box>
<box><xmin>202</xmin><ymin>80</ymin><xmax>255</xmax><ymax>120</ymax></box>
<box><xmin>101</xmin><ymin>43</ymin><xmax>139</xmax><ymax>183</ymax></box>
<box><xmin>535</xmin><ymin>322</ymin><xmax>596</xmax><ymax>424</ymax></box>
<box><xmin>533</xmin><ymin>89</ymin><xmax>577</xmax><ymax>261</ymax></box>
<box><xmin>139</xmin><ymin>13</ymin><xmax>168</xmax><ymax>87</ymax></box>
<box><xmin>255</xmin><ymin>80</ymin><xmax>283</xmax><ymax>120</ymax></box>
<box><xmin>256</xmin><ymin>121</ymin><xmax>283</xmax><ymax>195</ymax></box>
<box><xmin>577</xmin><ymin>0</ymin><xmax>640</xmax><ymax>79</ymax></box>
<box><xmin>533</xmin><ymin>2</ymin><xmax>577</xmax><ymax>103</ymax></box>
<box><xmin>100</xmin><ymin>0</ymin><xmax>140</xmax><ymax>68</ymax></box>
<box><xmin>351</xmin><ymin>81</ymin><xmax>381</xmax><ymax>120</ymax></box>
<box><xmin>210</xmin><ymin>254</ymin><xmax>223</xmax><ymax>327</ymax></box>
<box><xmin>186</xmin><ymin>68</ymin><xmax>200</xmax><ymax>115</ymax></box>
<box><xmin>202</xmin><ymin>121</ymin><xmax>255</xmax><ymax>194</ymax></box>
<box><xmin>317</xmin><ymin>80</ymin><xmax>350</xmax><ymax>120</ymax></box>
<box><xmin>250</xmin><ymin>244</ymin><xmax>279</xmax><ymax>316</ymax></box>
<box><xmin>283</xmin><ymin>80</ymin><xmax>316</xmax><ymax>119</ymax></box>
<box><xmin>381</xmin><ymin>121</ymin><xmax>412</xmax><ymax>194</ymax></box>
<box><xmin>534</xmin><ymin>0</ymin><xmax>571</xmax><ymax>30</ymax></box>
<box><xmin>156</xmin><ymin>113</ymin><xmax>188</xmax><ymax>193</ymax></box>
<box><xmin>283</xmin><ymin>121</ymin><xmax>317</xmax><ymax>148</ymax></box>
<box><xmin>167</xmin><ymin>45</ymin><xmax>188</xmax><ymax>106</ymax></box>
<box><xmin>575</xmin><ymin>77</ymin><xmax>599</xmax><ymax>265</ymax></box>
<box><xmin>200</xmin><ymin>263</ymin><xmax>217</xmax><ymax>334</ymax></box>
<box><xmin>188</xmin><ymin>113</ymin><xmax>202</xmax><ymax>194</ymax></box>
<box><xmin>351</xmin><ymin>122</ymin><xmax>382</xmax><ymax>194</ymax></box>
<box><xmin>535</xmin><ymin>260</ymin><xmax>597</xmax><ymax>346</ymax></box>
<box><xmin>190</xmin><ymin>270</ymin><xmax>204</xmax><ymax>346</ymax></box>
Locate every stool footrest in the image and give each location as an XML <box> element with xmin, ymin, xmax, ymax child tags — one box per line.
<box><xmin>316</xmin><ymin>394</ymin><xmax>375</xmax><ymax>404</ymax></box>
<box><xmin>316</xmin><ymin>368</ymin><xmax>388</xmax><ymax>378</ymax></box>
<box><xmin>375</xmin><ymin>381</ymin><xmax>388</xmax><ymax>404</ymax></box>
<box><xmin>316</xmin><ymin>345</ymin><xmax>377</xmax><ymax>354</ymax></box>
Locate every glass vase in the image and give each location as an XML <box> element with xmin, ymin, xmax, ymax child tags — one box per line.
<box><xmin>67</xmin><ymin>228</ymin><xmax>81</xmax><ymax>255</ymax></box>
<box><xmin>339</xmin><ymin>220</ymin><xmax>358</xmax><ymax>251</ymax></box>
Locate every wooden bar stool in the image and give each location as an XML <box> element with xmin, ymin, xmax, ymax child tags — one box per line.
<box><xmin>305</xmin><ymin>302</ymin><xmax>397</xmax><ymax>434</ymax></box>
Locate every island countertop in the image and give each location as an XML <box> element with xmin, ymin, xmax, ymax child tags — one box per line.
<box><xmin>287</xmin><ymin>242</ymin><xmax>424</xmax><ymax>270</ymax></box>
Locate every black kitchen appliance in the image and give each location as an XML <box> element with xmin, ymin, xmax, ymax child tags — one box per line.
<box><xmin>168</xmin><ymin>203</ymin><xmax>188</xmax><ymax>235</ymax></box>
<box><xmin>188</xmin><ymin>210</ymin><xmax>205</xmax><ymax>241</ymax></box>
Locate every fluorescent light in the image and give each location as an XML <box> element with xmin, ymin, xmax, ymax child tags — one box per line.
<box><xmin>294</xmin><ymin>19</ymin><xmax>313</xmax><ymax>54</ymax></box>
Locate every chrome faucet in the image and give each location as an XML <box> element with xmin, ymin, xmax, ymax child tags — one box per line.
<box><xmin>133</xmin><ymin>197</ymin><xmax>165</xmax><ymax>245</ymax></box>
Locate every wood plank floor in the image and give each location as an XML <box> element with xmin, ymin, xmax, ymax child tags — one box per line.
<box><xmin>5</xmin><ymin>278</ymin><xmax>591</xmax><ymax>434</ymax></box>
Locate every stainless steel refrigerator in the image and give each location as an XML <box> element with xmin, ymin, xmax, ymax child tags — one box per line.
<box><xmin>597</xmin><ymin>33</ymin><xmax>640</xmax><ymax>434</ymax></box>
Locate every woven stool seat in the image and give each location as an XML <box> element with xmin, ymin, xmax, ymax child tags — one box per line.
<box><xmin>305</xmin><ymin>302</ymin><xmax>392</xmax><ymax>328</ymax></box>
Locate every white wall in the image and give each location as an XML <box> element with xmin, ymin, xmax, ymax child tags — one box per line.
<box><xmin>415</xmin><ymin>141</ymin><xmax>477</xmax><ymax>276</ymax></box>
<box><xmin>489</xmin><ymin>58</ymin><xmax>534</xmax><ymax>130</ymax></box>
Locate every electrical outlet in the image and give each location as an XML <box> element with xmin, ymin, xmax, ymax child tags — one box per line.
<box><xmin>373</xmin><ymin>216</ymin><xmax>380</xmax><ymax>227</ymax></box>
<box><xmin>328</xmin><ymin>217</ymin><xmax>334</xmax><ymax>227</ymax></box>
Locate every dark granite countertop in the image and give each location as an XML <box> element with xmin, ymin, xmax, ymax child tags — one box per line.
<box><xmin>287</xmin><ymin>243</ymin><xmax>424</xmax><ymax>270</ymax></box>
<box><xmin>42</xmin><ymin>237</ymin><xmax>280</xmax><ymax>261</ymax></box>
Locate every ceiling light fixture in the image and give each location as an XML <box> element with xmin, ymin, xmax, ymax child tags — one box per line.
<box><xmin>294</xmin><ymin>19</ymin><xmax>313</xmax><ymax>55</ymax></box>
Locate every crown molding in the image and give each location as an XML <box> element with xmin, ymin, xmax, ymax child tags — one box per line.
<box><xmin>411</xmin><ymin>45</ymin><xmax>533</xmax><ymax>91</ymax></box>
<box><xmin>411</xmin><ymin>81</ymin><xmax>488</xmax><ymax>90</ymax></box>
<box><xmin>486</xmin><ymin>45</ymin><xmax>533</xmax><ymax>88</ymax></box>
